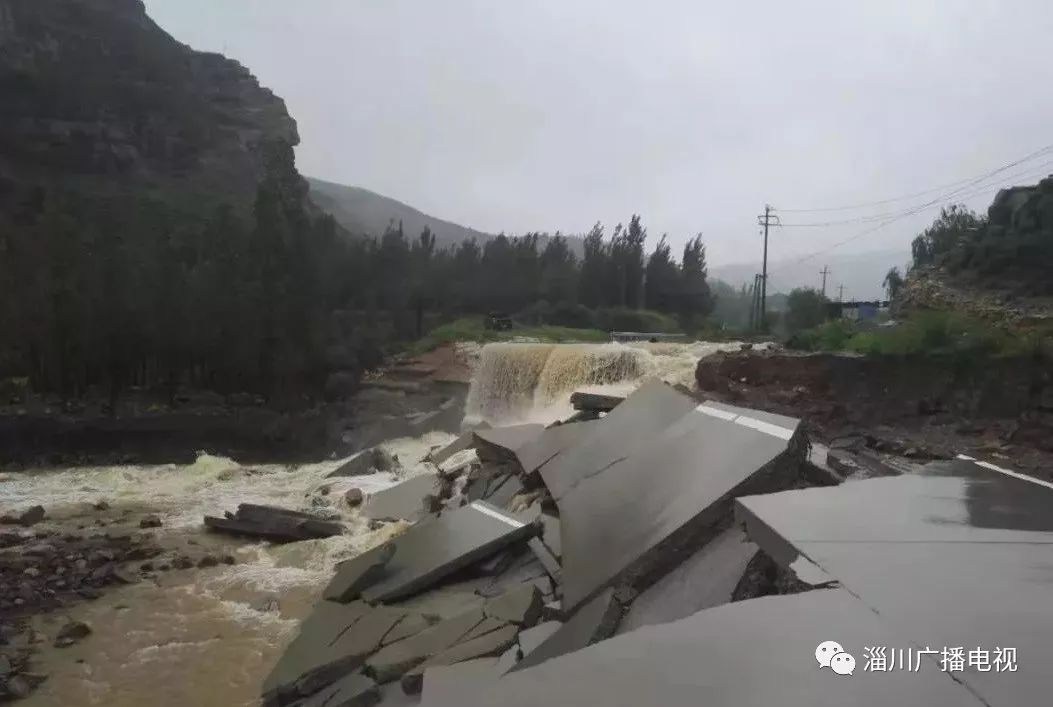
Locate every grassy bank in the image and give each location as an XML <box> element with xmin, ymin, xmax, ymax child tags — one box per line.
<box><xmin>789</xmin><ymin>311</ymin><xmax>1051</xmax><ymax>358</ymax></box>
<box><xmin>406</xmin><ymin>316</ymin><xmax>609</xmax><ymax>355</ymax></box>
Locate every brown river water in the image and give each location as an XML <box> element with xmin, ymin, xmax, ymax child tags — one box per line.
<box><xmin>4</xmin><ymin>340</ymin><xmax>754</xmax><ymax>706</ymax></box>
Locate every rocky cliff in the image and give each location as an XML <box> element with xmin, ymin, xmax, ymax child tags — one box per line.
<box><xmin>0</xmin><ymin>0</ymin><xmax>298</xmax><ymax>205</ymax></box>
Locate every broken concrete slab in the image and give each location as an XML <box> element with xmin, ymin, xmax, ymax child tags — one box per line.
<box><xmin>328</xmin><ymin>448</ymin><xmax>402</xmax><ymax>478</ymax></box>
<box><xmin>557</xmin><ymin>395</ymin><xmax>802</xmax><ymax>610</ymax></box>
<box><xmin>536</xmin><ymin>511</ymin><xmax>561</xmax><ymax>558</ymax></box>
<box><xmin>361</xmin><ymin>473</ymin><xmax>441</xmax><ymax>523</ymax></box>
<box><xmin>436</xmin><ymin>449</ymin><xmax>477</xmax><ymax>477</ymax></box>
<box><xmin>539</xmin><ymin>381</ymin><xmax>699</xmax><ymax>501</ymax></box>
<box><xmin>511</xmin><ymin>588</ymin><xmax>620</xmax><ymax>673</ymax></box>
<box><xmin>262</xmin><ymin>602</ymin><xmax>397</xmax><ymax>706</ymax></box>
<box><xmin>445</xmin><ymin>588</ymin><xmax>983</xmax><ymax>707</ymax></box>
<box><xmin>290</xmin><ymin>671</ymin><xmax>379</xmax><ymax>707</ymax></box>
<box><xmin>481</xmin><ymin>473</ymin><xmax>524</xmax><ymax>509</ymax></box>
<box><xmin>389</xmin><ymin>579</ymin><xmax>491</xmax><ymax>621</ymax></box>
<box><xmin>361</xmin><ymin>502</ymin><xmax>535</xmax><ymax>602</ymax></box>
<box><xmin>514</xmin><ymin>420</ymin><xmax>600</xmax><ymax>477</ymax></box>
<box><xmin>382</xmin><ymin>614</ymin><xmax>434</xmax><ymax>647</ymax></box>
<box><xmin>463</xmin><ymin>464</ymin><xmax>510</xmax><ymax>503</ymax></box>
<box><xmin>484</xmin><ymin>584</ymin><xmax>542</xmax><ymax>626</ymax></box>
<box><xmin>825</xmin><ymin>447</ymin><xmax>863</xmax><ymax>478</ymax></box>
<box><xmin>736</xmin><ymin>458</ymin><xmax>1053</xmax><ymax>707</ymax></box>
<box><xmin>515</xmin><ymin>620</ymin><xmax>561</xmax><ymax>658</ymax></box>
<box><xmin>540</xmin><ymin>601</ymin><xmax>563</xmax><ymax>622</ymax></box>
<box><xmin>324</xmin><ymin>544</ymin><xmax>396</xmax><ymax>603</ymax></box>
<box><xmin>365</xmin><ymin>608</ymin><xmax>487</xmax><ymax>684</ymax></box>
<box><xmin>526</xmin><ymin>538</ymin><xmax>561</xmax><ymax>584</ymax></box>
<box><xmin>401</xmin><ymin>625</ymin><xmax>519</xmax><ymax>694</ymax></box>
<box><xmin>495</xmin><ymin>644</ymin><xmax>518</xmax><ymax>674</ymax></box>
<box><xmin>472</xmin><ymin>425</ymin><xmax>544</xmax><ymax>463</ymax></box>
<box><xmin>617</xmin><ymin>527</ymin><xmax>757</xmax><ymax>634</ymax></box>
<box><xmin>375</xmin><ymin>683</ymin><xmax>419</xmax><ymax>707</ymax></box>
<box><xmin>457</xmin><ymin>617</ymin><xmax>508</xmax><ymax>644</ymax></box>
<box><xmin>418</xmin><ymin>658</ymin><xmax>501</xmax><ymax>707</ymax></box>
<box><xmin>303</xmin><ymin>608</ymin><xmax>405</xmax><ymax>696</ymax></box>
<box><xmin>474</xmin><ymin>546</ymin><xmax>521</xmax><ymax>576</ymax></box>
<box><xmin>231</xmin><ymin>504</ymin><xmax>323</xmax><ymax>524</ymax></box>
<box><xmin>480</xmin><ymin>553</ymin><xmax>549</xmax><ymax>598</ymax></box>
<box><xmin>326</xmin><ymin>502</ymin><xmax>535</xmax><ymax>604</ymax></box>
<box><xmin>569</xmin><ymin>391</ymin><xmax>624</xmax><ymax>412</ymax></box>
<box><xmin>205</xmin><ymin>504</ymin><xmax>344</xmax><ymax>544</ymax></box>
<box><xmin>429</xmin><ymin>424</ymin><xmax>490</xmax><ymax>467</ymax></box>
<box><xmin>691</xmin><ymin>399</ymin><xmax>800</xmax><ymax>433</ymax></box>
<box><xmin>802</xmin><ymin>442</ymin><xmax>843</xmax><ymax>486</ymax></box>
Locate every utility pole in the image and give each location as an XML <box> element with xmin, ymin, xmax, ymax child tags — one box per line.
<box><xmin>820</xmin><ymin>265</ymin><xmax>830</xmax><ymax>297</ymax></box>
<box><xmin>756</xmin><ymin>206</ymin><xmax>779</xmax><ymax>330</ymax></box>
<box><xmin>838</xmin><ymin>284</ymin><xmax>845</xmax><ymax>303</ymax></box>
<box><xmin>748</xmin><ymin>274</ymin><xmax>761</xmax><ymax>331</ymax></box>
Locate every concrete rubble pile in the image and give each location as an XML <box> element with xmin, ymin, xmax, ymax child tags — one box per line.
<box><xmin>446</xmin><ymin>455</ymin><xmax>1052</xmax><ymax>707</ymax></box>
<box><xmin>261</xmin><ymin>378</ymin><xmax>1053</xmax><ymax>707</ymax></box>
<box><xmin>259</xmin><ymin>379</ymin><xmax>819</xmax><ymax>706</ymax></box>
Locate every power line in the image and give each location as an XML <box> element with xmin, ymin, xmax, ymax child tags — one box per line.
<box><xmin>769</xmin><ymin>162</ymin><xmax>1053</xmax><ymax>274</ymax></box>
<box><xmin>819</xmin><ymin>265</ymin><xmax>830</xmax><ymax>296</ymax></box>
<box><xmin>777</xmin><ymin>157</ymin><xmax>1053</xmax><ymax>228</ymax></box>
<box><xmin>778</xmin><ymin>143</ymin><xmax>1053</xmax><ymax>214</ymax></box>
<box><xmin>761</xmin><ymin>151</ymin><xmax>1053</xmax><ymax>290</ymax></box>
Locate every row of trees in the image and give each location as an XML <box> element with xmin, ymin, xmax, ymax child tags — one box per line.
<box><xmin>0</xmin><ymin>143</ymin><xmax>716</xmax><ymax>402</ymax></box>
<box><xmin>393</xmin><ymin>216</ymin><xmax>715</xmax><ymax>331</ymax></box>
<box><xmin>0</xmin><ymin>142</ymin><xmax>351</xmax><ymax>402</ymax></box>
<box><xmin>910</xmin><ymin>185</ymin><xmax>1053</xmax><ymax>295</ymax></box>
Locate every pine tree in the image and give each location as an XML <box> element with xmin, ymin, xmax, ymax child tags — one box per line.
<box><xmin>579</xmin><ymin>222</ymin><xmax>608</xmax><ymax>308</ymax></box>
<box><xmin>644</xmin><ymin>234</ymin><xmax>679</xmax><ymax>312</ymax></box>
<box><xmin>679</xmin><ymin>234</ymin><xmax>714</xmax><ymax>331</ymax></box>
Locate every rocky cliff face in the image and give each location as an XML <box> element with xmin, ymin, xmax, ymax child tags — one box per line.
<box><xmin>0</xmin><ymin>0</ymin><xmax>298</xmax><ymax>203</ymax></box>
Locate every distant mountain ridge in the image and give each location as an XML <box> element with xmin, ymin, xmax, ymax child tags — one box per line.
<box><xmin>307</xmin><ymin>178</ymin><xmax>496</xmax><ymax>250</ymax></box>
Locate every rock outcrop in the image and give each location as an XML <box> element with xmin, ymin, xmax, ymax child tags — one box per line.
<box><xmin>0</xmin><ymin>0</ymin><xmax>298</xmax><ymax>204</ymax></box>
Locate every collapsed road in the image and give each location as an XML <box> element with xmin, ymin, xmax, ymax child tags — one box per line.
<box><xmin>257</xmin><ymin>374</ymin><xmax>1051</xmax><ymax>707</ymax></box>
<box><xmin>259</xmin><ymin>379</ymin><xmax>811</xmax><ymax>706</ymax></box>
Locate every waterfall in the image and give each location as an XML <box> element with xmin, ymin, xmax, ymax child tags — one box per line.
<box><xmin>464</xmin><ymin>343</ymin><xmax>654</xmax><ymax>424</ymax></box>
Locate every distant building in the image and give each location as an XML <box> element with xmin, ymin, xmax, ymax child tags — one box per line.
<box><xmin>826</xmin><ymin>301</ymin><xmax>890</xmax><ymax>322</ymax></box>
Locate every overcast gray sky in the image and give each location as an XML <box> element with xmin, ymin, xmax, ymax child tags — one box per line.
<box><xmin>145</xmin><ymin>0</ymin><xmax>1053</xmax><ymax>271</ymax></box>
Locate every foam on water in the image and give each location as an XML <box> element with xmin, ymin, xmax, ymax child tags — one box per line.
<box><xmin>14</xmin><ymin>338</ymin><xmax>764</xmax><ymax>706</ymax></box>
<box><xmin>0</xmin><ymin>430</ymin><xmax>452</xmax><ymax>528</ymax></box>
<box><xmin>15</xmin><ymin>430</ymin><xmax>453</xmax><ymax>707</ymax></box>
<box><xmin>465</xmin><ymin>339</ymin><xmax>767</xmax><ymax>425</ymax></box>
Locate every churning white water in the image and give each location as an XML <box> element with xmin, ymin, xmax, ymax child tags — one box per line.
<box><xmin>464</xmin><ymin>340</ymin><xmax>763</xmax><ymax>425</ymax></box>
<box><xmin>6</xmin><ymin>338</ymin><xmax>760</xmax><ymax>706</ymax></box>
<box><xmin>4</xmin><ymin>433</ymin><xmax>451</xmax><ymax>707</ymax></box>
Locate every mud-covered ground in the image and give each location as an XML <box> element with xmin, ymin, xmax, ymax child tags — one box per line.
<box><xmin>695</xmin><ymin>348</ymin><xmax>1053</xmax><ymax>479</ymax></box>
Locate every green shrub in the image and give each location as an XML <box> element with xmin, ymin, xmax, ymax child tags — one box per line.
<box><xmin>548</xmin><ymin>303</ymin><xmax>598</xmax><ymax>329</ymax></box>
<box><xmin>406</xmin><ymin>315</ymin><xmax>608</xmax><ymax>354</ymax></box>
<box><xmin>790</xmin><ymin>310</ymin><xmax>1034</xmax><ymax>359</ymax></box>
<box><xmin>517</xmin><ymin>301</ymin><xmax>598</xmax><ymax>330</ymax></box>
<box><xmin>595</xmin><ymin>307</ymin><xmax>680</xmax><ymax>333</ymax></box>
<box><xmin>786</xmin><ymin>319</ymin><xmax>857</xmax><ymax>351</ymax></box>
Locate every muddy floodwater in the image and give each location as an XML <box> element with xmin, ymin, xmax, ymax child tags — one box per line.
<box><xmin>3</xmin><ymin>340</ymin><xmax>755</xmax><ymax>706</ymax></box>
<box><xmin>1</xmin><ymin>445</ymin><xmax>439</xmax><ymax>707</ymax></box>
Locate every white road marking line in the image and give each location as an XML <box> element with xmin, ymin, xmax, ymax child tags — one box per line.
<box><xmin>470</xmin><ymin>501</ymin><xmax>525</xmax><ymax>528</ymax></box>
<box><xmin>733</xmin><ymin>415</ymin><xmax>795</xmax><ymax>441</ymax></box>
<box><xmin>694</xmin><ymin>404</ymin><xmax>737</xmax><ymax>421</ymax></box>
<box><xmin>956</xmin><ymin>454</ymin><xmax>1053</xmax><ymax>491</ymax></box>
<box><xmin>695</xmin><ymin>404</ymin><xmax>795</xmax><ymax>441</ymax></box>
